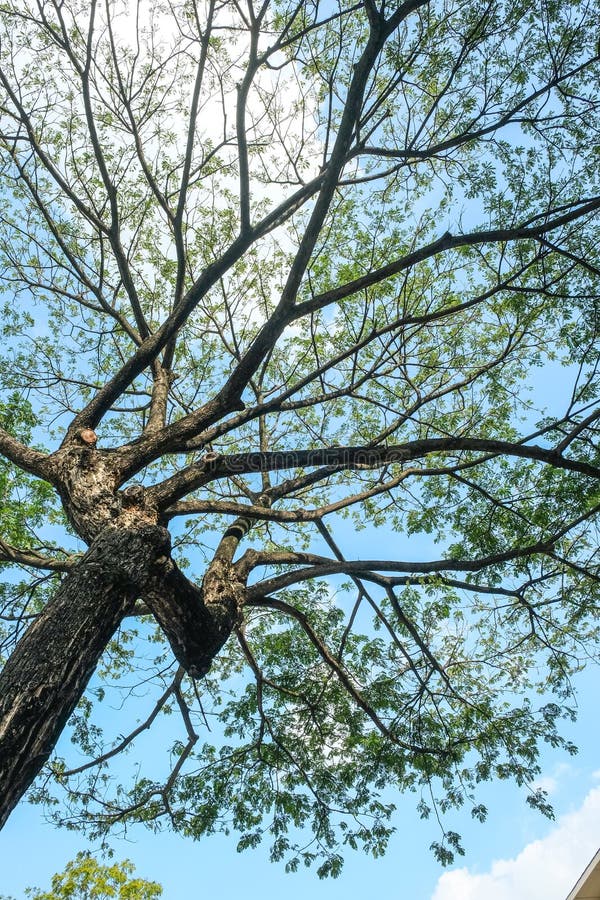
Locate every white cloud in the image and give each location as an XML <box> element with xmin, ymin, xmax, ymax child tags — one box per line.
<box><xmin>531</xmin><ymin>774</ymin><xmax>559</xmax><ymax>796</ymax></box>
<box><xmin>431</xmin><ymin>786</ymin><xmax>600</xmax><ymax>900</ymax></box>
<box><xmin>532</xmin><ymin>762</ymin><xmax>573</xmax><ymax>797</ymax></box>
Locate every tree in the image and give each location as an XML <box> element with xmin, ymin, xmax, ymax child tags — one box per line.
<box><xmin>0</xmin><ymin>0</ymin><xmax>599</xmax><ymax>875</ymax></box>
<box><xmin>9</xmin><ymin>854</ymin><xmax>162</xmax><ymax>900</ymax></box>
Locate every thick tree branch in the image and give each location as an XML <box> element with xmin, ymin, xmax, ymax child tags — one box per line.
<box><xmin>163</xmin><ymin>469</ymin><xmax>412</xmax><ymax>522</ymax></box>
<box><xmin>243</xmin><ymin>536</ymin><xmax>561</xmax><ymax>598</ymax></box>
<box><xmin>244</xmin><ymin>497</ymin><xmax>600</xmax><ymax>598</ymax></box>
<box><xmin>63</xmin><ymin>161</ymin><xmax>326</xmax><ymax>443</ymax></box>
<box><xmin>292</xmin><ymin>199</ymin><xmax>600</xmax><ymax>320</ymax></box>
<box><xmin>207</xmin><ymin>0</ymin><xmax>431</xmax><ymax>412</ymax></box>
<box><xmin>148</xmin><ymin>438</ymin><xmax>600</xmax><ymax>511</ymax></box>
<box><xmin>141</xmin><ymin>555</ymin><xmax>243</xmax><ymax>678</ymax></box>
<box><xmin>0</xmin><ymin>430</ymin><xmax>53</xmax><ymax>481</ymax></box>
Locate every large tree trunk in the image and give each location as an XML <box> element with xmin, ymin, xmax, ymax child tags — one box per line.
<box><xmin>0</xmin><ymin>526</ymin><xmax>170</xmax><ymax>829</ymax></box>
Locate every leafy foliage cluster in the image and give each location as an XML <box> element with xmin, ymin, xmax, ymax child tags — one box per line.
<box><xmin>0</xmin><ymin>0</ymin><xmax>600</xmax><ymax>876</ymax></box>
<box><xmin>1</xmin><ymin>854</ymin><xmax>162</xmax><ymax>900</ymax></box>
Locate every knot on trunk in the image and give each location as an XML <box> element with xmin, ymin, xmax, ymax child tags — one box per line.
<box><xmin>90</xmin><ymin>526</ymin><xmax>171</xmax><ymax>588</ymax></box>
<box><xmin>121</xmin><ymin>483</ymin><xmax>145</xmax><ymax>507</ymax></box>
<box><xmin>115</xmin><ymin>484</ymin><xmax>158</xmax><ymax>529</ymax></box>
<box><xmin>202</xmin><ymin>557</ymin><xmax>246</xmax><ymax>621</ymax></box>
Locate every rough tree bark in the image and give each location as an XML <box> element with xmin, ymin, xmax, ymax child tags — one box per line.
<box><xmin>0</xmin><ymin>527</ymin><xmax>169</xmax><ymax>828</ymax></box>
<box><xmin>0</xmin><ymin>434</ymin><xmax>246</xmax><ymax>828</ymax></box>
<box><xmin>1</xmin><ymin>0</ymin><xmax>600</xmax><ymax>869</ymax></box>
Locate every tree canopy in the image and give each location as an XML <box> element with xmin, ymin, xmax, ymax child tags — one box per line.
<box><xmin>1</xmin><ymin>855</ymin><xmax>163</xmax><ymax>900</ymax></box>
<box><xmin>0</xmin><ymin>0</ymin><xmax>600</xmax><ymax>877</ymax></box>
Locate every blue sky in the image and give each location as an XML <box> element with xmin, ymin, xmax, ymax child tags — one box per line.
<box><xmin>1</xmin><ymin>5</ymin><xmax>599</xmax><ymax>897</ymax></box>
<box><xmin>1</xmin><ymin>223</ymin><xmax>597</xmax><ymax>900</ymax></box>
<box><xmin>1</xmin><ymin>661</ymin><xmax>598</xmax><ymax>899</ymax></box>
<box><xmin>2</xmin><ymin>363</ymin><xmax>598</xmax><ymax>899</ymax></box>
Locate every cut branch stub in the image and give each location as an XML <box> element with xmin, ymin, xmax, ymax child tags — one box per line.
<box><xmin>78</xmin><ymin>428</ymin><xmax>98</xmax><ymax>446</ymax></box>
<box><xmin>121</xmin><ymin>484</ymin><xmax>145</xmax><ymax>507</ymax></box>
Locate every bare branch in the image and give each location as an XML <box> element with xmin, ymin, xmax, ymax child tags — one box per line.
<box><xmin>0</xmin><ymin>538</ymin><xmax>75</xmax><ymax>572</ymax></box>
<box><xmin>58</xmin><ymin>668</ymin><xmax>183</xmax><ymax>776</ymax></box>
